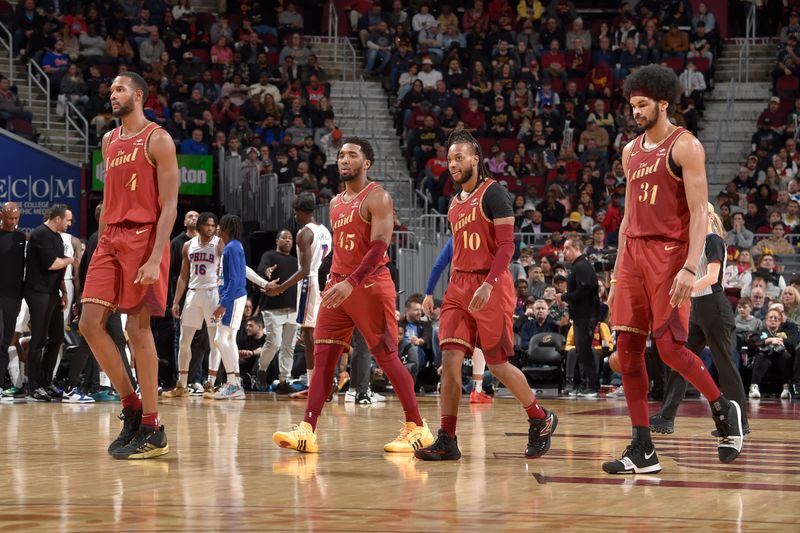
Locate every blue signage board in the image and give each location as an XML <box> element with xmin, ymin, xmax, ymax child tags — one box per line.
<box><xmin>0</xmin><ymin>133</ymin><xmax>81</xmax><ymax>235</ymax></box>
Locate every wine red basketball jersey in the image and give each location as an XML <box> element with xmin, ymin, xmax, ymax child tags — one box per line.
<box><xmin>329</xmin><ymin>181</ymin><xmax>388</xmax><ymax>276</ymax></box>
<box><xmin>449</xmin><ymin>178</ymin><xmax>499</xmax><ymax>274</ymax></box>
<box><xmin>624</xmin><ymin>127</ymin><xmax>691</xmax><ymax>242</ymax></box>
<box><xmin>102</xmin><ymin>122</ymin><xmax>163</xmax><ymax>225</ymax></box>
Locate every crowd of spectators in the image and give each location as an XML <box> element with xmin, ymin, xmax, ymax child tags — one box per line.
<box><xmin>5</xmin><ymin>0</ymin><xmax>348</xmax><ymax>202</ymax></box>
<box><xmin>340</xmin><ymin>0</ymin><xmax>721</xmax><ymax>240</ymax></box>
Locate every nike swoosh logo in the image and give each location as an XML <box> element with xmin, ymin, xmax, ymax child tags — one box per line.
<box><xmin>644</xmin><ymin>449</ymin><xmax>655</xmax><ymax>459</ymax></box>
<box><xmin>364</xmin><ymin>283</ymin><xmax>375</xmax><ymax>288</ymax></box>
<box><xmin>664</xmin><ymin>244</ymin><xmax>680</xmax><ymax>251</ymax></box>
<box><xmin>136</xmin><ymin>228</ymin><xmax>149</xmax><ymax>235</ymax></box>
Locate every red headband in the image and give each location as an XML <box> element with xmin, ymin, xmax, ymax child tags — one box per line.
<box><xmin>629</xmin><ymin>90</ymin><xmax>654</xmax><ymax>99</ymax></box>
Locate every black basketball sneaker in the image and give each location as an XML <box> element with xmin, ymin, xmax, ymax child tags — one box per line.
<box><xmin>111</xmin><ymin>424</ymin><xmax>169</xmax><ymax>460</ymax></box>
<box><xmin>526</xmin><ymin>409</ymin><xmax>558</xmax><ymax>458</ymax></box>
<box><xmin>602</xmin><ymin>442</ymin><xmax>662</xmax><ymax>474</ymax></box>
<box><xmin>414</xmin><ymin>429</ymin><xmax>462</xmax><ymax>461</ymax></box>
<box><xmin>107</xmin><ymin>407</ymin><xmax>142</xmax><ymax>454</ymax></box>
<box><xmin>712</xmin><ymin>399</ymin><xmax>744</xmax><ymax>463</ymax></box>
<box><xmin>649</xmin><ymin>414</ymin><xmax>675</xmax><ymax>434</ymax></box>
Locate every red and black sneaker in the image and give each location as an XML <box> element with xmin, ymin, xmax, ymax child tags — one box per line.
<box><xmin>414</xmin><ymin>429</ymin><xmax>462</xmax><ymax>461</ymax></box>
<box><xmin>525</xmin><ymin>409</ymin><xmax>558</xmax><ymax>458</ymax></box>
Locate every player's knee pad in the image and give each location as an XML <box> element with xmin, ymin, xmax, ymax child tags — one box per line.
<box><xmin>654</xmin><ymin>330</ymin><xmax>694</xmax><ymax>374</ymax></box>
<box><xmin>616</xmin><ymin>332</ymin><xmax>647</xmax><ymax>375</ymax></box>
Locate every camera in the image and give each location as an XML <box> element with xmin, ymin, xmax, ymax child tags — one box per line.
<box><xmin>590</xmin><ymin>250</ymin><xmax>617</xmax><ymax>273</ymax></box>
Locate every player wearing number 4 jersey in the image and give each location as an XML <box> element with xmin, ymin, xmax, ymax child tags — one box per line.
<box><xmin>79</xmin><ymin>72</ymin><xmax>178</xmax><ymax>459</ymax></box>
<box><xmin>415</xmin><ymin>130</ymin><xmax>557</xmax><ymax>462</ymax></box>
<box><xmin>603</xmin><ymin>65</ymin><xmax>744</xmax><ymax>475</ymax></box>
<box><xmin>273</xmin><ymin>137</ymin><xmax>433</xmax><ymax>454</ymax></box>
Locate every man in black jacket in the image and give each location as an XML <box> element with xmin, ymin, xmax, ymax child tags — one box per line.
<box><xmin>558</xmin><ymin>237</ymin><xmax>600</xmax><ymax>396</ymax></box>
<box><xmin>0</xmin><ymin>202</ymin><xmax>25</xmax><ymax>393</ymax></box>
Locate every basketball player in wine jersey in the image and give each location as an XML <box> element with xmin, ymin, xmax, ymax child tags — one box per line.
<box><xmin>164</xmin><ymin>212</ymin><xmax>223</xmax><ymax>398</ymax></box>
<box><xmin>415</xmin><ymin>130</ymin><xmax>557</xmax><ymax>461</ymax></box>
<box><xmin>273</xmin><ymin>137</ymin><xmax>434</xmax><ymax>453</ymax></box>
<box><xmin>264</xmin><ymin>193</ymin><xmax>332</xmax><ymax>400</ymax></box>
<box><xmin>603</xmin><ymin>65</ymin><xmax>744</xmax><ymax>474</ymax></box>
<box><xmin>79</xmin><ymin>72</ymin><xmax>178</xmax><ymax>460</ymax></box>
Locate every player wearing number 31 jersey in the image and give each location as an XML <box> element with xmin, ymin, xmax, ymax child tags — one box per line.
<box><xmin>603</xmin><ymin>64</ymin><xmax>744</xmax><ymax>475</ymax></box>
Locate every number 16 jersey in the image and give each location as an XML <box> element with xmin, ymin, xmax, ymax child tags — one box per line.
<box><xmin>188</xmin><ymin>235</ymin><xmax>222</xmax><ymax>289</ymax></box>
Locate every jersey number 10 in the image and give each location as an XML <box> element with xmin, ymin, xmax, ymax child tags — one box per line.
<box><xmin>462</xmin><ymin>231</ymin><xmax>482</xmax><ymax>251</ymax></box>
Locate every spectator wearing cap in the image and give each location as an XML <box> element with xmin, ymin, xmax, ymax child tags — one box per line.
<box><xmin>389</xmin><ymin>40</ymin><xmax>415</xmax><ymax>92</ymax></box>
<box><xmin>520</xmin><ymin>205</ymin><xmax>545</xmax><ymax>235</ymax></box>
<box><xmin>417</xmin><ymin>57</ymin><xmax>442</xmax><ymax>90</ymax></box>
<box><xmin>262</xmin><ymin>115</ymin><xmax>284</xmax><ymax>148</ymax></box>
<box><xmin>752</xmin><ymin>116</ymin><xmax>780</xmax><ymax>154</ymax></box>
<box><xmin>487</xmin><ymin>94</ymin><xmax>513</xmax><ymax>138</ymax></box>
<box><xmin>758</xmin><ymin>96</ymin><xmax>788</xmax><ymax>135</ymax></box>
<box><xmin>562</xmin><ymin>211</ymin><xmax>586</xmax><ymax>234</ymax></box>
<box><xmin>781</xmin><ymin>11</ymin><xmax>800</xmax><ymax>43</ymax></box>
<box><xmin>688</xmin><ymin>21</ymin><xmax>716</xmax><ymax>66</ymax></box>
<box><xmin>534</xmin><ymin>79</ymin><xmax>560</xmax><ymax>115</ymax></box>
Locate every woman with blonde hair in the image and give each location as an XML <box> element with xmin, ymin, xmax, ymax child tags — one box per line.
<box><xmin>780</xmin><ymin>286</ymin><xmax>800</xmax><ymax>324</ymax></box>
<box><xmin>651</xmin><ymin>203</ymin><xmax>749</xmax><ymax>434</ymax></box>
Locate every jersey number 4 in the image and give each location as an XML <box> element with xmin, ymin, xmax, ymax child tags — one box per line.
<box><xmin>126</xmin><ymin>173</ymin><xmax>137</xmax><ymax>192</ymax></box>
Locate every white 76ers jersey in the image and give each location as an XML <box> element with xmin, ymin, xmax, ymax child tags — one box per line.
<box><xmin>188</xmin><ymin>235</ymin><xmax>222</xmax><ymax>289</ymax></box>
<box><xmin>305</xmin><ymin>222</ymin><xmax>332</xmax><ymax>276</ymax></box>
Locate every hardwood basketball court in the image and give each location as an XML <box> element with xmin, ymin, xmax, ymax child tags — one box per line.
<box><xmin>1</xmin><ymin>394</ymin><xmax>797</xmax><ymax>531</ymax></box>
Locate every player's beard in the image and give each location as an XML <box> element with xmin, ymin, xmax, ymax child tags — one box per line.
<box><xmin>112</xmin><ymin>99</ymin><xmax>134</xmax><ymax>118</ymax></box>
<box><xmin>638</xmin><ymin>106</ymin><xmax>660</xmax><ymax>132</ymax></box>
<box><xmin>339</xmin><ymin>161</ymin><xmax>362</xmax><ymax>181</ymax></box>
<box><xmin>453</xmin><ymin>165</ymin><xmax>474</xmax><ymax>185</ymax></box>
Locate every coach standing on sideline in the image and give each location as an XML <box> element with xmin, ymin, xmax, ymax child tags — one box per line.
<box><xmin>0</xmin><ymin>202</ymin><xmax>25</xmax><ymax>389</ymax></box>
<box><xmin>25</xmin><ymin>204</ymin><xmax>76</xmax><ymax>401</ymax></box>
<box><xmin>558</xmin><ymin>237</ymin><xmax>600</xmax><ymax>396</ymax></box>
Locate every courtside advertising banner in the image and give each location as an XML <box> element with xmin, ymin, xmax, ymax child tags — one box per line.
<box><xmin>0</xmin><ymin>133</ymin><xmax>81</xmax><ymax>234</ymax></box>
<box><xmin>91</xmin><ymin>149</ymin><xmax>214</xmax><ymax>196</ymax></box>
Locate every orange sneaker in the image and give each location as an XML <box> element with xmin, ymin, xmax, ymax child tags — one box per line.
<box><xmin>470</xmin><ymin>390</ymin><xmax>493</xmax><ymax>404</ymax></box>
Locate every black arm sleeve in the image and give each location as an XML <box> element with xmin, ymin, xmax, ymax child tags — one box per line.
<box><xmin>481</xmin><ymin>181</ymin><xmax>515</xmax><ymax>220</ymax></box>
<box><xmin>706</xmin><ymin>234</ymin><xmax>726</xmax><ymax>264</ymax></box>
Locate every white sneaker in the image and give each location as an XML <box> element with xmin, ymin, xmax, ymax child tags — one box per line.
<box><xmin>781</xmin><ymin>384</ymin><xmax>790</xmax><ymax>400</ymax></box>
<box><xmin>214</xmin><ymin>383</ymin><xmax>246</xmax><ymax>400</ymax></box>
<box><xmin>368</xmin><ymin>388</ymin><xmax>386</xmax><ymax>402</ymax></box>
<box><xmin>62</xmin><ymin>387</ymin><xmax>95</xmax><ymax>404</ymax></box>
<box><xmin>749</xmin><ymin>384</ymin><xmax>761</xmax><ymax>399</ymax></box>
<box><xmin>344</xmin><ymin>390</ymin><xmax>356</xmax><ymax>403</ymax></box>
<box><xmin>609</xmin><ymin>385</ymin><xmax>625</xmax><ymax>398</ymax></box>
<box><xmin>188</xmin><ymin>383</ymin><xmax>204</xmax><ymax>396</ymax></box>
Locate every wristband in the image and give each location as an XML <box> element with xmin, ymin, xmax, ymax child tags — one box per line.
<box><xmin>681</xmin><ymin>266</ymin><xmax>696</xmax><ymax>276</ymax></box>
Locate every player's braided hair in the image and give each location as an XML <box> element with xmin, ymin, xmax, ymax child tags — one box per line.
<box><xmin>622</xmin><ymin>64</ymin><xmax>682</xmax><ymax>114</ymax></box>
<box><xmin>447</xmin><ymin>129</ymin><xmax>491</xmax><ymax>185</ymax></box>
<box><xmin>219</xmin><ymin>214</ymin><xmax>243</xmax><ymax>241</ymax></box>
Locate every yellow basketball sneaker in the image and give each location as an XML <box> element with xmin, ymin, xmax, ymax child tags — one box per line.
<box><xmin>384</xmin><ymin>420</ymin><xmax>434</xmax><ymax>453</ymax></box>
<box><xmin>273</xmin><ymin>421</ymin><xmax>319</xmax><ymax>453</ymax></box>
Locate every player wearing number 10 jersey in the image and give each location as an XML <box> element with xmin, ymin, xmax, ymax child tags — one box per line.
<box><xmin>603</xmin><ymin>65</ymin><xmax>744</xmax><ymax>475</ymax></box>
<box><xmin>415</xmin><ymin>130</ymin><xmax>557</xmax><ymax>461</ymax></box>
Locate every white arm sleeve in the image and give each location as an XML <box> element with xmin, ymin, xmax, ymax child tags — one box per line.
<box><xmin>246</xmin><ymin>266</ymin><xmax>267</xmax><ymax>288</ymax></box>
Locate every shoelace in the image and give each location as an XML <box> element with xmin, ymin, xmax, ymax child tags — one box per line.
<box><xmin>291</xmin><ymin>424</ymin><xmax>312</xmax><ymax>436</ymax></box>
<box><xmin>394</xmin><ymin>423</ymin><xmax>414</xmax><ymax>441</ymax></box>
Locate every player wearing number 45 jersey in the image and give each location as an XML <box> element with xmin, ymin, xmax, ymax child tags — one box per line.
<box><xmin>603</xmin><ymin>65</ymin><xmax>744</xmax><ymax>475</ymax></box>
<box><xmin>415</xmin><ymin>130</ymin><xmax>557</xmax><ymax>461</ymax></box>
<box><xmin>79</xmin><ymin>72</ymin><xmax>178</xmax><ymax>459</ymax></box>
<box><xmin>273</xmin><ymin>137</ymin><xmax>434</xmax><ymax>454</ymax></box>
